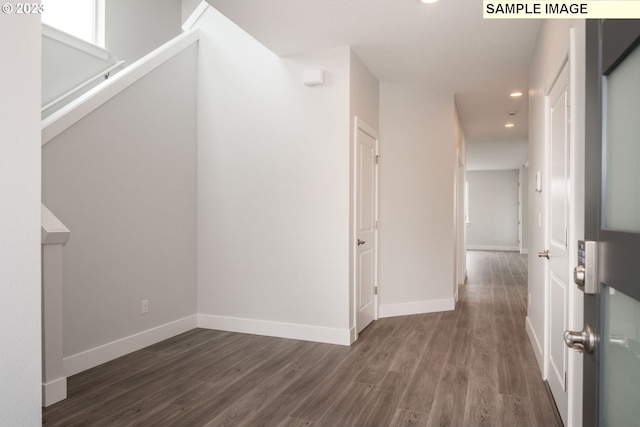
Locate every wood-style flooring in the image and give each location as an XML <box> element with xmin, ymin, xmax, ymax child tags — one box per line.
<box><xmin>43</xmin><ymin>250</ymin><xmax>562</xmax><ymax>426</ymax></box>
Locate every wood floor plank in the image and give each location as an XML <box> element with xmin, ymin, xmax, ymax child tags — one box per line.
<box><xmin>315</xmin><ymin>380</ymin><xmax>376</xmax><ymax>426</ymax></box>
<box><xmin>389</xmin><ymin>409</ymin><xmax>430</xmax><ymax>427</ymax></box>
<box><xmin>466</xmin><ymin>349</ymin><xmax>499</xmax><ymax>409</ymax></box>
<box><xmin>398</xmin><ymin>350</ymin><xmax>447</xmax><ymax>413</ymax></box>
<box><xmin>425</xmin><ymin>364</ymin><xmax>469</xmax><ymax>427</ymax></box>
<box><xmin>354</xmin><ymin>371</ymin><xmax>411</xmax><ymax>427</ymax></box>
<box><xmin>497</xmin><ymin>394</ymin><xmax>535</xmax><ymax>427</ymax></box>
<box><xmin>278</xmin><ymin>417</ymin><xmax>315</xmax><ymax>427</ymax></box>
<box><xmin>463</xmin><ymin>405</ymin><xmax>498</xmax><ymax>427</ymax></box>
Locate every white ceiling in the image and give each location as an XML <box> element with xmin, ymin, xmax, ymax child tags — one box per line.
<box><xmin>206</xmin><ymin>0</ymin><xmax>540</xmax><ymax>143</ymax></box>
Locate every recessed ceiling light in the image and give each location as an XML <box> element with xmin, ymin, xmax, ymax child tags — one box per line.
<box><xmin>418</xmin><ymin>0</ymin><xmax>441</xmax><ymax>4</ymax></box>
<box><xmin>505</xmin><ymin>123</ymin><xmax>515</xmax><ymax>128</ymax></box>
<box><xmin>510</xmin><ymin>91</ymin><xmax>523</xmax><ymax>97</ymax></box>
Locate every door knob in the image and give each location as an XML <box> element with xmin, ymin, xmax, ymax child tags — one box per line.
<box><xmin>538</xmin><ymin>250</ymin><xmax>550</xmax><ymax>259</ymax></box>
<box><xmin>564</xmin><ymin>324</ymin><xmax>597</xmax><ymax>354</ymax></box>
<box><xmin>574</xmin><ymin>264</ymin><xmax>586</xmax><ymax>287</ymax></box>
<box><xmin>357</xmin><ymin>239</ymin><xmax>366</xmax><ymax>246</ymax></box>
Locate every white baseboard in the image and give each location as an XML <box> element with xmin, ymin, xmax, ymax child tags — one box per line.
<box><xmin>64</xmin><ymin>315</ymin><xmax>197</xmax><ymax>376</ymax></box>
<box><xmin>42</xmin><ymin>376</ymin><xmax>67</xmax><ymax>407</ymax></box>
<box><xmin>467</xmin><ymin>245</ymin><xmax>520</xmax><ymax>252</ymax></box>
<box><xmin>526</xmin><ymin>316</ymin><xmax>544</xmax><ymax>373</ymax></box>
<box><xmin>378</xmin><ymin>297</ymin><xmax>455</xmax><ymax>319</ymax></box>
<box><xmin>198</xmin><ymin>314</ymin><xmax>352</xmax><ymax>346</ymax></box>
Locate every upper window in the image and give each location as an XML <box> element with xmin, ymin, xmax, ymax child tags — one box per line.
<box><xmin>41</xmin><ymin>0</ymin><xmax>104</xmax><ymax>46</ymax></box>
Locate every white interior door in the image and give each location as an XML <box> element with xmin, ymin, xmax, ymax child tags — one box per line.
<box><xmin>355</xmin><ymin>118</ymin><xmax>378</xmax><ymax>334</ymax></box>
<box><xmin>546</xmin><ymin>61</ymin><xmax>571</xmax><ymax>424</ymax></box>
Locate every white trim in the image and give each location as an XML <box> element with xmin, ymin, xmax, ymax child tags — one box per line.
<box><xmin>42</xmin><ymin>23</ymin><xmax>109</xmax><ymax>61</ymax></box>
<box><xmin>379</xmin><ymin>297</ymin><xmax>455</xmax><ymax>319</ymax></box>
<box><xmin>466</xmin><ymin>245</ymin><xmax>520</xmax><ymax>251</ymax></box>
<box><xmin>197</xmin><ymin>314</ymin><xmax>352</xmax><ymax>346</ymax></box>
<box><xmin>182</xmin><ymin>1</ymin><xmax>210</xmax><ymax>31</ymax></box>
<box><xmin>526</xmin><ymin>315</ymin><xmax>545</xmax><ymax>372</ymax></box>
<box><xmin>42</xmin><ymin>29</ymin><xmax>200</xmax><ymax>145</ymax></box>
<box><xmin>41</xmin><ymin>204</ymin><xmax>70</xmax><ymax>245</ymax></box>
<box><xmin>63</xmin><ymin>315</ymin><xmax>197</xmax><ymax>376</ymax></box>
<box><xmin>42</xmin><ymin>377</ymin><xmax>67</xmax><ymax>407</ymax></box>
<box><xmin>520</xmin><ymin>249</ymin><xmax>529</xmax><ymax>255</ymax></box>
<box><xmin>349</xmin><ymin>326</ymin><xmax>358</xmax><ymax>344</ymax></box>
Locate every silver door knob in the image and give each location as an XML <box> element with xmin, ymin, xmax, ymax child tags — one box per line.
<box><xmin>574</xmin><ymin>264</ymin><xmax>586</xmax><ymax>287</ymax></box>
<box><xmin>357</xmin><ymin>239</ymin><xmax>366</xmax><ymax>246</ymax></box>
<box><xmin>538</xmin><ymin>250</ymin><xmax>550</xmax><ymax>259</ymax></box>
<box><xmin>564</xmin><ymin>324</ymin><xmax>597</xmax><ymax>354</ymax></box>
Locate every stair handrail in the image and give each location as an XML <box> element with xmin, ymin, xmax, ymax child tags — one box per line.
<box><xmin>42</xmin><ymin>29</ymin><xmax>200</xmax><ymax>146</ymax></box>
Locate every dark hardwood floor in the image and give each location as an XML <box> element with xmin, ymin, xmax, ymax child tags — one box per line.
<box><xmin>43</xmin><ymin>250</ymin><xmax>562</xmax><ymax>426</ymax></box>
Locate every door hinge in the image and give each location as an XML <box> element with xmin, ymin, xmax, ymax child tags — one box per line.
<box><xmin>375</xmin><ymin>220</ymin><xmax>379</xmax><ymax>230</ymax></box>
<box><xmin>564</xmin><ymin>371</ymin><xmax>568</xmax><ymax>391</ymax></box>
<box><xmin>565</xmin><ymin>228</ymin><xmax>569</xmax><ymax>249</ymax></box>
<box><xmin>374</xmin><ymin>286</ymin><xmax>378</xmax><ymax>295</ymax></box>
<box><xmin>375</xmin><ymin>154</ymin><xmax>380</xmax><ymax>164</ymax></box>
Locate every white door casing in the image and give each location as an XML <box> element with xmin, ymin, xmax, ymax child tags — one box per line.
<box><xmin>354</xmin><ymin>117</ymin><xmax>378</xmax><ymax>334</ymax></box>
<box><xmin>545</xmin><ymin>60</ymin><xmax>571</xmax><ymax>425</ymax></box>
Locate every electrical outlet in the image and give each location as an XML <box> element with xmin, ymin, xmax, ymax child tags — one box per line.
<box><xmin>142</xmin><ymin>299</ymin><xmax>149</xmax><ymax>314</ymax></box>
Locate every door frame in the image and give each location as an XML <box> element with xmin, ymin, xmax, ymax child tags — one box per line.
<box><xmin>541</xmin><ymin>25</ymin><xmax>586</xmax><ymax>427</ymax></box>
<box><xmin>352</xmin><ymin>116</ymin><xmax>379</xmax><ymax>338</ymax></box>
<box><xmin>543</xmin><ymin>56</ymin><xmax>571</xmax><ymax>424</ymax></box>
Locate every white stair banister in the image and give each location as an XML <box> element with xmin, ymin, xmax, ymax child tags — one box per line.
<box><xmin>41</xmin><ymin>204</ymin><xmax>70</xmax><ymax>407</ymax></box>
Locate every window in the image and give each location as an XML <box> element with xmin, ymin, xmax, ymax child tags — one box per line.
<box><xmin>41</xmin><ymin>0</ymin><xmax>104</xmax><ymax>46</ymax></box>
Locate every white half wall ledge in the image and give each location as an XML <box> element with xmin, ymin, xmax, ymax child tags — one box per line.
<box><xmin>63</xmin><ymin>315</ymin><xmax>197</xmax><ymax>376</ymax></box>
<box><xmin>378</xmin><ymin>297</ymin><xmax>455</xmax><ymax>319</ymax></box>
<box><xmin>198</xmin><ymin>314</ymin><xmax>353</xmax><ymax>346</ymax></box>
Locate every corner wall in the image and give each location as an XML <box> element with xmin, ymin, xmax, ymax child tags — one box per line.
<box><xmin>378</xmin><ymin>82</ymin><xmax>456</xmax><ymax>317</ymax></box>
<box><xmin>0</xmin><ymin>8</ymin><xmax>42</xmax><ymax>424</ymax></box>
<box><xmin>195</xmin><ymin>7</ymin><xmax>353</xmax><ymax>344</ymax></box>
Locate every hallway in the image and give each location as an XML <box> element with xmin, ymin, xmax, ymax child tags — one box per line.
<box><xmin>43</xmin><ymin>251</ymin><xmax>562</xmax><ymax>426</ymax></box>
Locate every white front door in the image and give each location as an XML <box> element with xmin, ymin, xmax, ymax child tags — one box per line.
<box><xmin>355</xmin><ymin>118</ymin><xmax>378</xmax><ymax>334</ymax></box>
<box><xmin>545</xmin><ymin>61</ymin><xmax>571</xmax><ymax>424</ymax></box>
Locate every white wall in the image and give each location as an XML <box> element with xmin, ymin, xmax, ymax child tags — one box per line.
<box><xmin>466</xmin><ymin>170</ymin><xmax>520</xmax><ymax>250</ymax></box>
<box><xmin>42</xmin><ymin>45</ymin><xmax>198</xmax><ymax>362</ymax></box>
<box><xmin>528</xmin><ymin>19</ymin><xmax>586</xmax><ymax>427</ymax></box>
<box><xmin>466</xmin><ymin>140</ymin><xmax>528</xmax><ymax>171</ymax></box>
<box><xmin>0</xmin><ymin>8</ymin><xmax>42</xmax><ymax>425</ymax></box>
<box><xmin>454</xmin><ymin>107</ymin><xmax>467</xmax><ymax>289</ymax></box>
<box><xmin>181</xmin><ymin>0</ymin><xmax>200</xmax><ymax>23</ymax></box>
<box><xmin>520</xmin><ymin>165</ymin><xmax>529</xmax><ymax>253</ymax></box>
<box><xmin>349</xmin><ymin>51</ymin><xmax>380</xmax><ymax>330</ymax></box>
<box><xmin>195</xmin><ymin>7</ymin><xmax>353</xmax><ymax>344</ymax></box>
<box><xmin>105</xmin><ymin>0</ymin><xmax>182</xmax><ymax>65</ymax></box>
<box><xmin>378</xmin><ymin>82</ymin><xmax>456</xmax><ymax>317</ymax></box>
